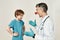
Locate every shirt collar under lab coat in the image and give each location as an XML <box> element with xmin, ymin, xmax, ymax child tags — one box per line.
<box><xmin>41</xmin><ymin>15</ymin><xmax>49</xmax><ymax>23</ymax></box>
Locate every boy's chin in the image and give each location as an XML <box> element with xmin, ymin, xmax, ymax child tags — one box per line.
<box><xmin>18</xmin><ymin>19</ymin><xmax>22</xmax><ymax>20</ymax></box>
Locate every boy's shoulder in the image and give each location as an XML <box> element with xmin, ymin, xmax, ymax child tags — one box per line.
<box><xmin>10</xmin><ymin>19</ymin><xmax>16</xmax><ymax>23</ymax></box>
<box><xmin>9</xmin><ymin>19</ymin><xmax>16</xmax><ymax>27</ymax></box>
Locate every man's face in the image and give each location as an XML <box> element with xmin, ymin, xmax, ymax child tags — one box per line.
<box><xmin>36</xmin><ymin>7</ymin><xmax>43</xmax><ymax>17</ymax></box>
<box><xmin>16</xmin><ymin>13</ymin><xmax>24</xmax><ymax>20</ymax></box>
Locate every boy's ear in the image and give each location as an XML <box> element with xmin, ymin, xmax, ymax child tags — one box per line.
<box><xmin>16</xmin><ymin>15</ymin><xmax>17</xmax><ymax>17</ymax></box>
<box><xmin>15</xmin><ymin>15</ymin><xmax>17</xmax><ymax>17</ymax></box>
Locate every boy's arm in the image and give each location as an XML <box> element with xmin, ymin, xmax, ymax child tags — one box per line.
<box><xmin>23</xmin><ymin>25</ymin><xmax>25</xmax><ymax>35</ymax></box>
<box><xmin>6</xmin><ymin>26</ymin><xmax>18</xmax><ymax>36</ymax></box>
<box><xmin>6</xmin><ymin>27</ymin><xmax>13</xmax><ymax>36</ymax></box>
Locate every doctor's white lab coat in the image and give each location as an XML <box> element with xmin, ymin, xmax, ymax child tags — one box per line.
<box><xmin>35</xmin><ymin>15</ymin><xmax>54</xmax><ymax>40</ymax></box>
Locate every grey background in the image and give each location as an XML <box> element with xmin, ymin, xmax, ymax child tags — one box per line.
<box><xmin>0</xmin><ymin>0</ymin><xmax>60</xmax><ymax>40</ymax></box>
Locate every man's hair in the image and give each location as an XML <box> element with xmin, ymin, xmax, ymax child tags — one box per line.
<box><xmin>36</xmin><ymin>3</ymin><xmax>48</xmax><ymax>13</ymax></box>
<box><xmin>15</xmin><ymin>9</ymin><xmax>24</xmax><ymax>17</ymax></box>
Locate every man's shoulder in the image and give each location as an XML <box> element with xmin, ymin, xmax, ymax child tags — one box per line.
<box><xmin>45</xmin><ymin>17</ymin><xmax>54</xmax><ymax>25</ymax></box>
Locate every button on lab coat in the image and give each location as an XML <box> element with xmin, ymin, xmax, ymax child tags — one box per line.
<box><xmin>35</xmin><ymin>15</ymin><xmax>54</xmax><ymax>40</ymax></box>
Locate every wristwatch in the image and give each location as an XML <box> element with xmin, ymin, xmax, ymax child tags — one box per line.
<box><xmin>33</xmin><ymin>34</ymin><xmax>35</xmax><ymax>38</ymax></box>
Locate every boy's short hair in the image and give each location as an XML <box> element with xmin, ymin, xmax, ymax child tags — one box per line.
<box><xmin>15</xmin><ymin>9</ymin><xmax>24</xmax><ymax>17</ymax></box>
<box><xmin>36</xmin><ymin>3</ymin><xmax>48</xmax><ymax>13</ymax></box>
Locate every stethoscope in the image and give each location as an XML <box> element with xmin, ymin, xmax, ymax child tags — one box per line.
<box><xmin>39</xmin><ymin>16</ymin><xmax>50</xmax><ymax>30</ymax></box>
<box><xmin>36</xmin><ymin>16</ymin><xmax>50</xmax><ymax>39</ymax></box>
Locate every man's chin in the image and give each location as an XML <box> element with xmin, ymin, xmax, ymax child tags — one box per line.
<box><xmin>39</xmin><ymin>15</ymin><xmax>41</xmax><ymax>17</ymax></box>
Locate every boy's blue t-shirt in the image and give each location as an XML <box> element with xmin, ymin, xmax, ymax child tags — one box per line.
<box><xmin>9</xmin><ymin>19</ymin><xmax>24</xmax><ymax>40</ymax></box>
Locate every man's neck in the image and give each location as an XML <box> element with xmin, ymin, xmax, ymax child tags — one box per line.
<box><xmin>42</xmin><ymin>12</ymin><xmax>47</xmax><ymax>18</ymax></box>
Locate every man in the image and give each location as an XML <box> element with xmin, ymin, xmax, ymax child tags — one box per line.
<box><xmin>24</xmin><ymin>2</ymin><xmax>54</xmax><ymax>40</ymax></box>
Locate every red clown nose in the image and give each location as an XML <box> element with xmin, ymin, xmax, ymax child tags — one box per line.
<box><xmin>35</xmin><ymin>12</ymin><xmax>38</xmax><ymax>15</ymax></box>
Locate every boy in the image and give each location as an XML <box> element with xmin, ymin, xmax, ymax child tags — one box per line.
<box><xmin>6</xmin><ymin>9</ymin><xmax>25</xmax><ymax>40</ymax></box>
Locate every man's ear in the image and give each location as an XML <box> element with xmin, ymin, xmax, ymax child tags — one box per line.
<box><xmin>40</xmin><ymin>7</ymin><xmax>44</xmax><ymax>12</ymax></box>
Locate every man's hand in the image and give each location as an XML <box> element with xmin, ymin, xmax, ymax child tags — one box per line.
<box><xmin>24</xmin><ymin>28</ymin><xmax>35</xmax><ymax>37</ymax></box>
<box><xmin>29</xmin><ymin>20</ymin><xmax>37</xmax><ymax>27</ymax></box>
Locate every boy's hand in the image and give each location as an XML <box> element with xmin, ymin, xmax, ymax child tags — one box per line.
<box><xmin>13</xmin><ymin>32</ymin><xmax>19</xmax><ymax>36</ymax></box>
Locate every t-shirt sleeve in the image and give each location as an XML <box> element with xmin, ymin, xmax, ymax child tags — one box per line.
<box><xmin>8</xmin><ymin>20</ymin><xmax>15</xmax><ymax>28</ymax></box>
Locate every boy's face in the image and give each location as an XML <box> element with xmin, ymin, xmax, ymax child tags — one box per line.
<box><xmin>16</xmin><ymin>13</ymin><xmax>24</xmax><ymax>20</ymax></box>
<box><xmin>36</xmin><ymin>7</ymin><xmax>43</xmax><ymax>17</ymax></box>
